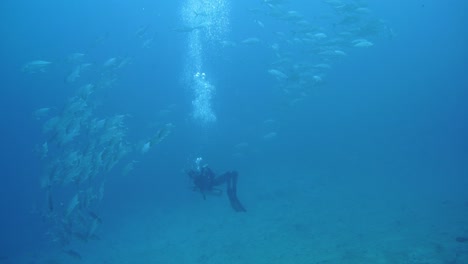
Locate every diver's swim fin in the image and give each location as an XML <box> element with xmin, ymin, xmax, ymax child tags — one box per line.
<box><xmin>227</xmin><ymin>189</ymin><xmax>246</xmax><ymax>212</ymax></box>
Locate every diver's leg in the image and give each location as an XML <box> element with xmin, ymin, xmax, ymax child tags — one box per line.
<box><xmin>212</xmin><ymin>172</ymin><xmax>228</xmax><ymax>186</ymax></box>
<box><xmin>231</xmin><ymin>171</ymin><xmax>238</xmax><ymax>194</ymax></box>
<box><xmin>226</xmin><ymin>171</ymin><xmax>246</xmax><ymax>212</ymax></box>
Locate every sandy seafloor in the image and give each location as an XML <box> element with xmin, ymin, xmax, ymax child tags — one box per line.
<box><xmin>5</xmin><ymin>166</ymin><xmax>468</xmax><ymax>264</ymax></box>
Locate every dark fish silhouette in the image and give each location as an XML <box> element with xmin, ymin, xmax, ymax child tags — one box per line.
<box><xmin>64</xmin><ymin>249</ymin><xmax>82</xmax><ymax>260</ymax></box>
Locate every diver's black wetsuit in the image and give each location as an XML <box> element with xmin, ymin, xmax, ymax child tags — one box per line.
<box><xmin>188</xmin><ymin>167</ymin><xmax>246</xmax><ymax>212</ymax></box>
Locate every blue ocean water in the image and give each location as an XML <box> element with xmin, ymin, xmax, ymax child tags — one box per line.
<box><xmin>0</xmin><ymin>0</ymin><xmax>467</xmax><ymax>263</ymax></box>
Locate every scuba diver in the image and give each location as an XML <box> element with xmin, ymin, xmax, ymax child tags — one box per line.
<box><xmin>187</xmin><ymin>157</ymin><xmax>246</xmax><ymax>212</ymax></box>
